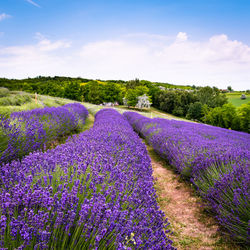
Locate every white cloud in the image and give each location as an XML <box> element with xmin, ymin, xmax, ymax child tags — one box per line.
<box><xmin>26</xmin><ymin>0</ymin><xmax>40</xmax><ymax>8</ymax></box>
<box><xmin>0</xmin><ymin>36</ymin><xmax>71</xmax><ymax>77</ymax></box>
<box><xmin>0</xmin><ymin>13</ymin><xmax>11</xmax><ymax>21</ymax></box>
<box><xmin>38</xmin><ymin>39</ymin><xmax>71</xmax><ymax>51</ymax></box>
<box><xmin>0</xmin><ymin>32</ymin><xmax>250</xmax><ymax>90</ymax></box>
<box><xmin>176</xmin><ymin>32</ymin><xmax>188</xmax><ymax>42</ymax></box>
<box><xmin>76</xmin><ymin>33</ymin><xmax>250</xmax><ymax>89</ymax></box>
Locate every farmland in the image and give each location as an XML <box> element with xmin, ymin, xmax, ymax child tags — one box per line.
<box><xmin>0</xmin><ymin>108</ymin><xmax>173</xmax><ymax>249</ymax></box>
<box><xmin>226</xmin><ymin>92</ymin><xmax>249</xmax><ymax>107</ymax></box>
<box><xmin>0</xmin><ymin>91</ymin><xmax>249</xmax><ymax>249</ymax></box>
<box><xmin>1</xmin><ymin>0</ymin><xmax>250</xmax><ymax>248</ymax></box>
<box><xmin>124</xmin><ymin>112</ymin><xmax>250</xmax><ymax>245</ymax></box>
<box><xmin>0</xmin><ymin>103</ymin><xmax>88</xmax><ymax>164</ymax></box>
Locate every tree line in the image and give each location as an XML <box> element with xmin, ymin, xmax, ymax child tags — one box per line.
<box><xmin>0</xmin><ymin>76</ymin><xmax>249</xmax><ymax>133</ymax></box>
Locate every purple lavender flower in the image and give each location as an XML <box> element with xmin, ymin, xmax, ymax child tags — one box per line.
<box><xmin>124</xmin><ymin>111</ymin><xmax>250</xmax><ymax>244</ymax></box>
<box><xmin>0</xmin><ymin>103</ymin><xmax>88</xmax><ymax>164</ymax></box>
<box><xmin>0</xmin><ymin>109</ymin><xmax>174</xmax><ymax>249</ymax></box>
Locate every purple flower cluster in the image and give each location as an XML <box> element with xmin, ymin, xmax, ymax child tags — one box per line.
<box><xmin>124</xmin><ymin>112</ymin><xmax>250</xmax><ymax>244</ymax></box>
<box><xmin>0</xmin><ymin>109</ymin><xmax>174</xmax><ymax>249</ymax></box>
<box><xmin>0</xmin><ymin>103</ymin><xmax>88</xmax><ymax>164</ymax></box>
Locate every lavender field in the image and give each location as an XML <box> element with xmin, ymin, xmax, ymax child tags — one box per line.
<box><xmin>0</xmin><ymin>108</ymin><xmax>174</xmax><ymax>249</ymax></box>
<box><xmin>124</xmin><ymin>112</ymin><xmax>250</xmax><ymax>244</ymax></box>
<box><xmin>0</xmin><ymin>100</ymin><xmax>249</xmax><ymax>248</ymax></box>
<box><xmin>1</xmin><ymin>0</ymin><xmax>250</xmax><ymax>248</ymax></box>
<box><xmin>0</xmin><ymin>103</ymin><xmax>88</xmax><ymax>164</ymax></box>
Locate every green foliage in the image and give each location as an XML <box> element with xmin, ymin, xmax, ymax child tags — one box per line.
<box><xmin>80</xmin><ymin>81</ymin><xmax>124</xmax><ymax>104</ymax></box>
<box><xmin>64</xmin><ymin>81</ymin><xmax>81</xmax><ymax>101</ymax></box>
<box><xmin>203</xmin><ymin>103</ymin><xmax>240</xmax><ymax>130</ymax></box>
<box><xmin>126</xmin><ymin>78</ymin><xmax>141</xmax><ymax>90</ymax></box>
<box><xmin>88</xmin><ymin>81</ymin><xmax>105</xmax><ymax>104</ymax></box>
<box><xmin>186</xmin><ymin>102</ymin><xmax>203</xmax><ymax>120</ymax></box>
<box><xmin>0</xmin><ymin>76</ymin><xmax>88</xmax><ymax>99</ymax></box>
<box><xmin>103</xmin><ymin>82</ymin><xmax>124</xmax><ymax>103</ymax></box>
<box><xmin>0</xmin><ymin>76</ymin><xmax>247</xmax><ymax>133</ymax></box>
<box><xmin>197</xmin><ymin>86</ymin><xmax>227</xmax><ymax>108</ymax></box>
<box><xmin>0</xmin><ymin>91</ymin><xmax>73</xmax><ymax>117</ymax></box>
<box><xmin>157</xmin><ymin>90</ymin><xmax>197</xmax><ymax>117</ymax></box>
<box><xmin>22</xmin><ymin>82</ymin><xmax>33</xmax><ymax>92</ymax></box>
<box><xmin>158</xmin><ymin>91</ymin><xmax>176</xmax><ymax>113</ymax></box>
<box><xmin>0</xmin><ymin>93</ymin><xmax>32</xmax><ymax>106</ymax></box>
<box><xmin>238</xmin><ymin>102</ymin><xmax>250</xmax><ymax>133</ymax></box>
<box><xmin>125</xmin><ymin>86</ymin><xmax>150</xmax><ymax>107</ymax></box>
<box><xmin>226</xmin><ymin>93</ymin><xmax>249</xmax><ymax>107</ymax></box>
<box><xmin>0</xmin><ymin>87</ymin><xmax>10</xmax><ymax>97</ymax></box>
<box><xmin>172</xmin><ymin>106</ymin><xmax>184</xmax><ymax>116</ymax></box>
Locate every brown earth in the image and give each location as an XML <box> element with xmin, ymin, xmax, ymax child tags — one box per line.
<box><xmin>147</xmin><ymin>145</ymin><xmax>235</xmax><ymax>250</ymax></box>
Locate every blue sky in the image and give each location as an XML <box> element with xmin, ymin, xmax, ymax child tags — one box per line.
<box><xmin>0</xmin><ymin>0</ymin><xmax>250</xmax><ymax>90</ymax></box>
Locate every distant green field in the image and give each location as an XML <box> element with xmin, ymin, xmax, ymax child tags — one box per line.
<box><xmin>226</xmin><ymin>93</ymin><xmax>250</xmax><ymax>107</ymax></box>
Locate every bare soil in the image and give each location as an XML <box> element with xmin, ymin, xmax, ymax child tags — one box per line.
<box><xmin>147</xmin><ymin>145</ymin><xmax>234</xmax><ymax>250</ymax></box>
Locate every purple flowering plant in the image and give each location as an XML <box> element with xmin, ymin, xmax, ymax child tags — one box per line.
<box><xmin>0</xmin><ymin>109</ymin><xmax>174</xmax><ymax>249</ymax></box>
<box><xmin>124</xmin><ymin>111</ymin><xmax>250</xmax><ymax>244</ymax></box>
<box><xmin>0</xmin><ymin>103</ymin><xmax>88</xmax><ymax>164</ymax></box>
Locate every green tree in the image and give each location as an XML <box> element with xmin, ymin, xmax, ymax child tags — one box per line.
<box><xmin>158</xmin><ymin>91</ymin><xmax>176</xmax><ymax>113</ymax></box>
<box><xmin>86</xmin><ymin>81</ymin><xmax>105</xmax><ymax>104</ymax></box>
<box><xmin>238</xmin><ymin>102</ymin><xmax>250</xmax><ymax>133</ymax></box>
<box><xmin>179</xmin><ymin>91</ymin><xmax>198</xmax><ymax>115</ymax></box>
<box><xmin>197</xmin><ymin>86</ymin><xmax>227</xmax><ymax>108</ymax></box>
<box><xmin>186</xmin><ymin>102</ymin><xmax>203</xmax><ymax>120</ymax></box>
<box><xmin>126</xmin><ymin>78</ymin><xmax>141</xmax><ymax>90</ymax></box>
<box><xmin>125</xmin><ymin>86</ymin><xmax>149</xmax><ymax>107</ymax></box>
<box><xmin>22</xmin><ymin>82</ymin><xmax>33</xmax><ymax>92</ymax></box>
<box><xmin>203</xmin><ymin>103</ymin><xmax>240</xmax><ymax>130</ymax></box>
<box><xmin>64</xmin><ymin>81</ymin><xmax>81</xmax><ymax>101</ymax></box>
<box><xmin>103</xmin><ymin>82</ymin><xmax>123</xmax><ymax>103</ymax></box>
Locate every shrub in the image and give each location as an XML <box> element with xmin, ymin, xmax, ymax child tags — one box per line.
<box><xmin>238</xmin><ymin>102</ymin><xmax>250</xmax><ymax>133</ymax></box>
<box><xmin>0</xmin><ymin>94</ymin><xmax>32</xmax><ymax>106</ymax></box>
<box><xmin>202</xmin><ymin>103</ymin><xmax>241</xmax><ymax>130</ymax></box>
<box><xmin>0</xmin><ymin>87</ymin><xmax>10</xmax><ymax>97</ymax></box>
<box><xmin>186</xmin><ymin>102</ymin><xmax>203</xmax><ymax>120</ymax></box>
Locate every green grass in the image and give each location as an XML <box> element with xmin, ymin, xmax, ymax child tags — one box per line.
<box><xmin>0</xmin><ymin>101</ymin><xmax>44</xmax><ymax>117</ymax></box>
<box><xmin>226</xmin><ymin>93</ymin><xmax>250</xmax><ymax>107</ymax></box>
<box><xmin>0</xmin><ymin>91</ymin><xmax>78</xmax><ymax>117</ymax></box>
<box><xmin>37</xmin><ymin>94</ymin><xmax>75</xmax><ymax>107</ymax></box>
<box><xmin>0</xmin><ymin>91</ymin><xmax>90</xmax><ymax>162</ymax></box>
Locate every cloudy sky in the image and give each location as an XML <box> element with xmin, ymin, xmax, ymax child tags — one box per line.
<box><xmin>0</xmin><ymin>0</ymin><xmax>250</xmax><ymax>90</ymax></box>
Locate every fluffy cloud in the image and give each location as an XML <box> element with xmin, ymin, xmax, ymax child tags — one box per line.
<box><xmin>0</xmin><ymin>36</ymin><xmax>71</xmax><ymax>77</ymax></box>
<box><xmin>0</xmin><ymin>32</ymin><xmax>249</xmax><ymax>90</ymax></box>
<box><xmin>0</xmin><ymin>13</ymin><xmax>11</xmax><ymax>21</ymax></box>
<box><xmin>176</xmin><ymin>32</ymin><xmax>188</xmax><ymax>42</ymax></box>
<box><xmin>77</xmin><ymin>33</ymin><xmax>250</xmax><ymax>89</ymax></box>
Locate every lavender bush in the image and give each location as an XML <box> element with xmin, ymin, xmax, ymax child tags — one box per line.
<box><xmin>0</xmin><ymin>103</ymin><xmax>88</xmax><ymax>164</ymax></box>
<box><xmin>124</xmin><ymin>111</ymin><xmax>250</xmax><ymax>244</ymax></box>
<box><xmin>0</xmin><ymin>109</ymin><xmax>174</xmax><ymax>249</ymax></box>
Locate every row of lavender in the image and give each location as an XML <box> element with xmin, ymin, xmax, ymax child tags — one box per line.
<box><xmin>0</xmin><ymin>109</ymin><xmax>174</xmax><ymax>249</ymax></box>
<box><xmin>123</xmin><ymin>112</ymin><xmax>250</xmax><ymax>244</ymax></box>
<box><xmin>0</xmin><ymin>103</ymin><xmax>88</xmax><ymax>164</ymax></box>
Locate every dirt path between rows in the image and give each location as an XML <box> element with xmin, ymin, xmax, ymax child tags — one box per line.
<box><xmin>147</xmin><ymin>145</ymin><xmax>233</xmax><ymax>250</ymax></box>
